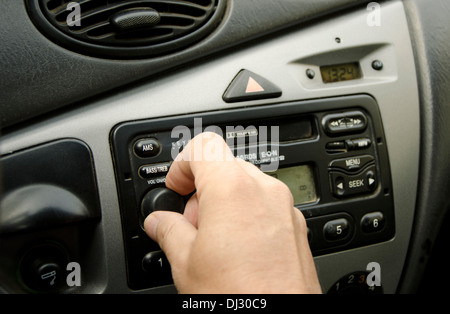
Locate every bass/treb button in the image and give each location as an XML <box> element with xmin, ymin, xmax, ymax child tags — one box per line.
<box><xmin>139</xmin><ymin>162</ymin><xmax>171</xmax><ymax>179</ymax></box>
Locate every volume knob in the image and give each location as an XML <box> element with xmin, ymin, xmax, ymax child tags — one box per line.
<box><xmin>141</xmin><ymin>188</ymin><xmax>185</xmax><ymax>218</ymax></box>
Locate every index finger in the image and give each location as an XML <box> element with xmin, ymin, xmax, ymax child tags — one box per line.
<box><xmin>165</xmin><ymin>132</ymin><xmax>242</xmax><ymax>196</ymax></box>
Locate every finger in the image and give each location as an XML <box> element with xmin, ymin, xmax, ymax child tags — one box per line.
<box><xmin>288</xmin><ymin>208</ymin><xmax>321</xmax><ymax>292</ymax></box>
<box><xmin>183</xmin><ymin>192</ymin><xmax>199</xmax><ymax>228</ymax></box>
<box><xmin>235</xmin><ymin>158</ymin><xmax>264</xmax><ymax>178</ymax></box>
<box><xmin>292</xmin><ymin>208</ymin><xmax>309</xmax><ymax>243</ymax></box>
<box><xmin>144</xmin><ymin>211</ymin><xmax>197</xmax><ymax>268</ymax></box>
<box><xmin>235</xmin><ymin>158</ymin><xmax>288</xmax><ymax>190</ymax></box>
<box><xmin>165</xmin><ymin>132</ymin><xmax>241</xmax><ymax>197</ymax></box>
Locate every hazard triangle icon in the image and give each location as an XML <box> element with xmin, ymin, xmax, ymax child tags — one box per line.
<box><xmin>222</xmin><ymin>69</ymin><xmax>282</xmax><ymax>103</ymax></box>
<box><xmin>245</xmin><ymin>77</ymin><xmax>265</xmax><ymax>93</ymax></box>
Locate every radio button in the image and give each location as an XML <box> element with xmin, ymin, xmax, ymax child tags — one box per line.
<box><xmin>329</xmin><ymin>155</ymin><xmax>374</xmax><ymax>172</ymax></box>
<box><xmin>330</xmin><ymin>165</ymin><xmax>378</xmax><ymax>198</ymax></box>
<box><xmin>345</xmin><ymin>112</ymin><xmax>367</xmax><ymax>130</ymax></box>
<box><xmin>323</xmin><ymin>218</ymin><xmax>350</xmax><ymax>241</ymax></box>
<box><xmin>361</xmin><ymin>212</ymin><xmax>385</xmax><ymax>233</ymax></box>
<box><xmin>134</xmin><ymin>138</ymin><xmax>161</xmax><ymax>158</ymax></box>
<box><xmin>366</xmin><ymin>170</ymin><xmax>377</xmax><ymax>190</ymax></box>
<box><xmin>346</xmin><ymin>138</ymin><xmax>372</xmax><ymax>150</ymax></box>
<box><xmin>142</xmin><ymin>251</ymin><xmax>171</xmax><ymax>274</ymax></box>
<box><xmin>326</xmin><ymin>141</ymin><xmax>347</xmax><ymax>153</ymax></box>
<box><xmin>139</xmin><ymin>162</ymin><xmax>171</xmax><ymax>179</ymax></box>
<box><xmin>325</xmin><ymin>115</ymin><xmax>348</xmax><ymax>133</ymax></box>
<box><xmin>323</xmin><ymin>111</ymin><xmax>367</xmax><ymax>135</ymax></box>
<box><xmin>335</xmin><ymin>176</ymin><xmax>345</xmax><ymax>196</ymax></box>
<box><xmin>141</xmin><ymin>250</ymin><xmax>172</xmax><ymax>285</ymax></box>
<box><xmin>141</xmin><ymin>187</ymin><xmax>185</xmax><ymax>218</ymax></box>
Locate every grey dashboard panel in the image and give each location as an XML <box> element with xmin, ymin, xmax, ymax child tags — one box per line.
<box><xmin>0</xmin><ymin>1</ymin><xmax>420</xmax><ymax>294</ymax></box>
<box><xmin>398</xmin><ymin>0</ymin><xmax>450</xmax><ymax>293</ymax></box>
<box><xmin>0</xmin><ymin>0</ymin><xmax>370</xmax><ymax>129</ymax></box>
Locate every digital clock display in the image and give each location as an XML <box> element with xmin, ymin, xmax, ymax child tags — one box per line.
<box><xmin>320</xmin><ymin>62</ymin><xmax>362</xmax><ymax>83</ymax></box>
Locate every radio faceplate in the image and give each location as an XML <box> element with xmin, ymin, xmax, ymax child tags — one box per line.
<box><xmin>110</xmin><ymin>94</ymin><xmax>394</xmax><ymax>290</ymax></box>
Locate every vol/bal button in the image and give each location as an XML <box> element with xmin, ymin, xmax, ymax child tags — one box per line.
<box><xmin>141</xmin><ymin>187</ymin><xmax>185</xmax><ymax>218</ymax></box>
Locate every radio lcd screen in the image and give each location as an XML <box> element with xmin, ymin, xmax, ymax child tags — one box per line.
<box><xmin>266</xmin><ymin>165</ymin><xmax>317</xmax><ymax>205</ymax></box>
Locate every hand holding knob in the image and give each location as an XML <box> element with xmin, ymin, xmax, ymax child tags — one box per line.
<box><xmin>141</xmin><ymin>187</ymin><xmax>185</xmax><ymax>218</ymax></box>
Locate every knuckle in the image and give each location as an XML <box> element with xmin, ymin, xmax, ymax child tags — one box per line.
<box><xmin>266</xmin><ymin>177</ymin><xmax>294</xmax><ymax>203</ymax></box>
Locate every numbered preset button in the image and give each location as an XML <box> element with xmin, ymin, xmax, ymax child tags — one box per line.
<box><xmin>361</xmin><ymin>212</ymin><xmax>384</xmax><ymax>233</ymax></box>
<box><xmin>323</xmin><ymin>218</ymin><xmax>350</xmax><ymax>241</ymax></box>
<box><xmin>142</xmin><ymin>251</ymin><xmax>171</xmax><ymax>274</ymax></box>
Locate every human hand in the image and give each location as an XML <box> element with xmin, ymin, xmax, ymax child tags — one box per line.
<box><xmin>144</xmin><ymin>132</ymin><xmax>322</xmax><ymax>293</ymax></box>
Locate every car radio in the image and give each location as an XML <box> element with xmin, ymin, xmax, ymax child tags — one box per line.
<box><xmin>111</xmin><ymin>94</ymin><xmax>394</xmax><ymax>290</ymax></box>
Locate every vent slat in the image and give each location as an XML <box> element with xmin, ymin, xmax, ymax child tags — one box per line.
<box><xmin>47</xmin><ymin>0</ymin><xmax>212</xmax><ymax>14</ymax></box>
<box><xmin>84</xmin><ymin>23</ymin><xmax>194</xmax><ymax>39</ymax></box>
<box><xmin>51</xmin><ymin>0</ymin><xmax>92</xmax><ymax>15</ymax></box>
<box><xmin>30</xmin><ymin>0</ymin><xmax>224</xmax><ymax>58</ymax></box>
<box><xmin>52</xmin><ymin>0</ymin><xmax>209</xmax><ymax>22</ymax></box>
<box><xmin>55</xmin><ymin>2</ymin><xmax>156</xmax><ymax>24</ymax></box>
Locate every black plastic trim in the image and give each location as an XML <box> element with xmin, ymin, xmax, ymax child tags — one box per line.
<box><xmin>110</xmin><ymin>94</ymin><xmax>394</xmax><ymax>290</ymax></box>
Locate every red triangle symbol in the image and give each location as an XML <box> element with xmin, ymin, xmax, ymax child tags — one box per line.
<box><xmin>245</xmin><ymin>77</ymin><xmax>265</xmax><ymax>93</ymax></box>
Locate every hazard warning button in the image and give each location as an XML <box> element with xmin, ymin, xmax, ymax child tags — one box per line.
<box><xmin>222</xmin><ymin>69</ymin><xmax>282</xmax><ymax>103</ymax></box>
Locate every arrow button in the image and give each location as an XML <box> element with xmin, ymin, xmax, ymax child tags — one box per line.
<box><xmin>329</xmin><ymin>165</ymin><xmax>378</xmax><ymax>198</ymax></box>
<box><xmin>335</xmin><ymin>176</ymin><xmax>345</xmax><ymax>196</ymax></box>
<box><xmin>367</xmin><ymin>170</ymin><xmax>377</xmax><ymax>190</ymax></box>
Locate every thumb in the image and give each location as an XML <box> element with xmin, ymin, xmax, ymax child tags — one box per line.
<box><xmin>144</xmin><ymin>211</ymin><xmax>197</xmax><ymax>267</ymax></box>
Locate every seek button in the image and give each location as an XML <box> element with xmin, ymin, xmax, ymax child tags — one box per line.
<box><xmin>330</xmin><ymin>165</ymin><xmax>378</xmax><ymax>198</ymax></box>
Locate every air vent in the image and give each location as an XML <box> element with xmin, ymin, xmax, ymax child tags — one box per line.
<box><xmin>26</xmin><ymin>0</ymin><xmax>226</xmax><ymax>58</ymax></box>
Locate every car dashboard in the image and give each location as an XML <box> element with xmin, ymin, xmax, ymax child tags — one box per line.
<box><xmin>1</xmin><ymin>0</ymin><xmax>449</xmax><ymax>295</ymax></box>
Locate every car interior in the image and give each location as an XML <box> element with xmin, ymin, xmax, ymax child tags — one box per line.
<box><xmin>1</xmin><ymin>0</ymin><xmax>449</xmax><ymax>294</ymax></box>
